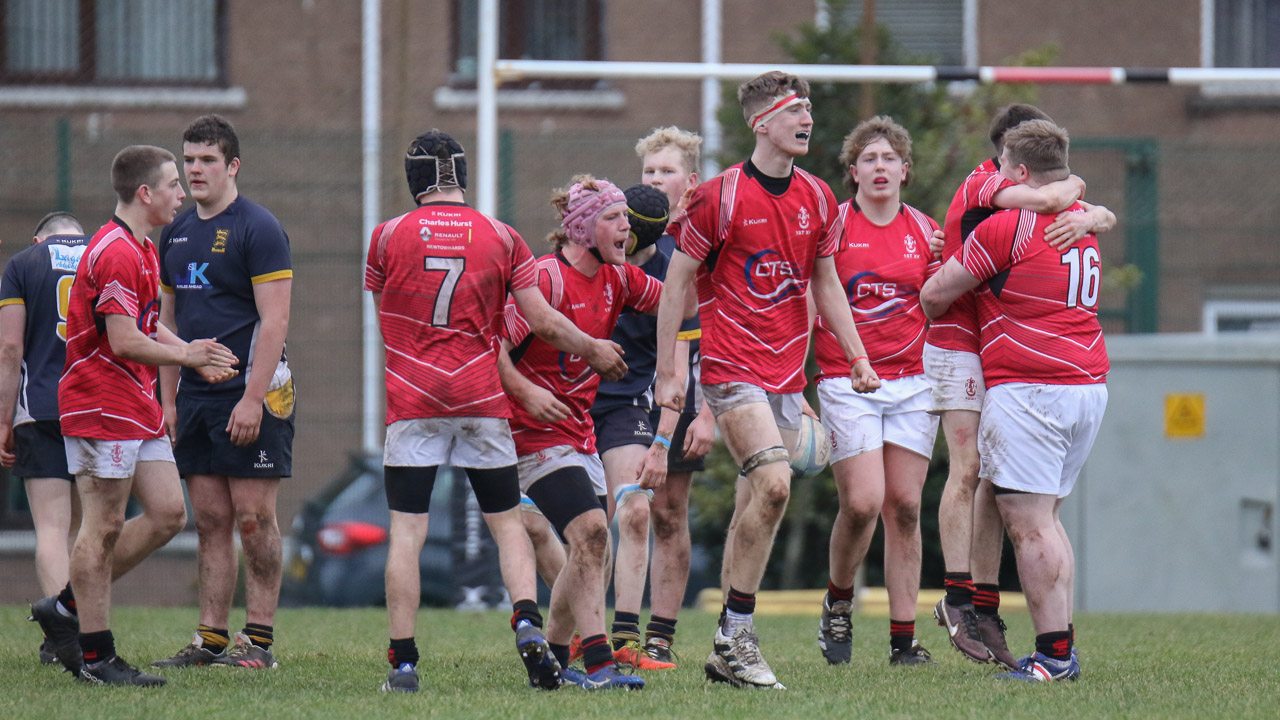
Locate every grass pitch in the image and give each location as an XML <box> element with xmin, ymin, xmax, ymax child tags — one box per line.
<box><xmin>2</xmin><ymin>605</ymin><xmax>1278</xmax><ymax>719</ymax></box>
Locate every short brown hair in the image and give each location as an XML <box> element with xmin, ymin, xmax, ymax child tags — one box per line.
<box><xmin>737</xmin><ymin>71</ymin><xmax>810</xmax><ymax>124</ymax></box>
<box><xmin>838</xmin><ymin>115</ymin><xmax>913</xmax><ymax>193</ymax></box>
<box><xmin>1002</xmin><ymin>120</ymin><xmax>1070</xmax><ymax>179</ymax></box>
<box><xmin>183</xmin><ymin>114</ymin><xmax>240</xmax><ymax>165</ymax></box>
<box><xmin>635</xmin><ymin>126</ymin><xmax>702</xmax><ymax>176</ymax></box>
<box><xmin>989</xmin><ymin>103</ymin><xmax>1052</xmax><ymax>152</ymax></box>
<box><xmin>112</xmin><ymin>145</ymin><xmax>176</xmax><ymax>204</ymax></box>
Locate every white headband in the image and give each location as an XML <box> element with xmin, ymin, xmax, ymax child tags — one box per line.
<box><xmin>748</xmin><ymin>93</ymin><xmax>808</xmax><ymax>131</ymax></box>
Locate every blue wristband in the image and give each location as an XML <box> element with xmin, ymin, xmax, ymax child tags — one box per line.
<box><xmin>653</xmin><ymin>434</ymin><xmax>672</xmax><ymax>449</ymax></box>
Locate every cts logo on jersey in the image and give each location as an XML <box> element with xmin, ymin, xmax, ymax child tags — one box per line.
<box><xmin>845</xmin><ymin>271</ymin><xmax>911</xmax><ymax>318</ymax></box>
<box><xmin>903</xmin><ymin>234</ymin><xmax>917</xmax><ymax>254</ymax></box>
<box><xmin>176</xmin><ymin>261</ymin><xmax>211</xmax><ymax>289</ymax></box>
<box><xmin>138</xmin><ymin>299</ymin><xmax>160</xmax><ymax>338</ymax></box>
<box><xmin>557</xmin><ymin>351</ymin><xmax>592</xmax><ymax>385</ymax></box>
<box><xmin>212</xmin><ymin>229</ymin><xmax>228</xmax><ymax>253</ymax></box>
<box><xmin>797</xmin><ymin>206</ymin><xmax>811</xmax><ymax>230</ymax></box>
<box><xmin>744</xmin><ymin>249</ymin><xmax>806</xmax><ymax>303</ymax></box>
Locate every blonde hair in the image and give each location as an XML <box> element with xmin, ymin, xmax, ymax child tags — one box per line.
<box><xmin>1002</xmin><ymin>120</ymin><xmax>1070</xmax><ymax>180</ymax></box>
<box><xmin>737</xmin><ymin>71</ymin><xmax>810</xmax><ymax>124</ymax></box>
<box><xmin>838</xmin><ymin>115</ymin><xmax>913</xmax><ymax>193</ymax></box>
<box><xmin>635</xmin><ymin>126</ymin><xmax>702</xmax><ymax>176</ymax></box>
<box><xmin>546</xmin><ymin>174</ymin><xmax>600</xmax><ymax>251</ymax></box>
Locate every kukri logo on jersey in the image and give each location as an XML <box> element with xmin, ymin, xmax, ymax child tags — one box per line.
<box><xmin>744</xmin><ymin>249</ymin><xmax>806</xmax><ymax>303</ymax></box>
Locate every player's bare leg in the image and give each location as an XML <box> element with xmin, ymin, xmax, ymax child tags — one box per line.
<box><xmin>882</xmin><ymin>444</ymin><xmax>933</xmax><ymax>664</ymax></box>
<box><xmin>933</xmin><ymin>409</ymin><xmax>991</xmax><ymax>662</ymax></box>
<box><xmin>818</xmin><ymin>450</ymin><xmax>883</xmax><ymax>665</ymax></box>
<box><xmin>25</xmin><ymin>477</ymin><xmax>76</xmax><ymax>595</ymax></box>
<box><xmin>705</xmin><ymin>402</ymin><xmax>792</xmax><ymax>689</ymax></box>
<box><xmin>996</xmin><ymin>492</ymin><xmax>1070</xmax><ymax>636</ymax></box>
<box><xmin>385</xmin><ymin>510</ymin><xmax>430</xmax><ymax>641</ymax></box>
<box><xmin>228</xmin><ymin>477</ymin><xmax>283</xmax><ymax>635</ymax></box>
<box><xmin>521</xmin><ymin>509</ymin><xmax>566</xmax><ymax>588</ymax></box>
<box><xmin>938</xmin><ymin>410</ymin><xmax>981</xmax><ymax>573</ymax></box>
<box><xmin>482</xmin><ymin>507</ymin><xmax>540</xmax><ymax>609</ymax></box>
<box><xmin>186</xmin><ymin>474</ymin><xmax>237</xmax><ymax>631</ymax></box>
<box><xmin>601</xmin><ymin>444</ymin><xmax>653</xmax><ymax>658</ymax></box>
<box><xmin>648</xmin><ymin>470</ymin><xmax>692</xmax><ymax>621</ymax></box>
<box><xmin>827</xmin><ymin>450</ymin><xmax>886</xmax><ymax>591</ymax></box>
<box><xmin>719</xmin><ymin>473</ymin><xmax>749</xmax><ymax>600</ymax></box>
<box><xmin>968</xmin><ymin>477</ymin><xmax>1017</xmax><ymax>668</ymax></box>
<box><xmin>113</xmin><ymin>461</ymin><xmax>187</xmax><ymax>577</ymax></box>
<box><xmin>68</xmin><ymin>474</ymin><xmax>133</xmax><ymax>636</ymax></box>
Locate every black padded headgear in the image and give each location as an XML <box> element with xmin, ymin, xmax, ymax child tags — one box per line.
<box><xmin>623</xmin><ymin>184</ymin><xmax>670</xmax><ymax>255</ymax></box>
<box><xmin>406</xmin><ymin>130</ymin><xmax>468</xmax><ymax>202</ymax></box>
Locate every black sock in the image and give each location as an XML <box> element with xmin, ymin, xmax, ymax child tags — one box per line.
<box><xmin>581</xmin><ymin>634</ymin><xmax>613</xmax><ymax>675</ymax></box>
<box><xmin>243</xmin><ymin>623</ymin><xmax>274</xmax><ymax>650</ymax></box>
<box><xmin>943</xmin><ymin>572</ymin><xmax>975</xmax><ymax>607</ymax></box>
<box><xmin>549</xmin><ymin>642</ymin><xmax>570</xmax><ymax>669</ymax></box>
<box><xmin>1069</xmin><ymin>623</ymin><xmax>1075</xmax><ymax>647</ymax></box>
<box><xmin>725</xmin><ymin>587</ymin><xmax>756</xmax><ymax>616</ymax></box>
<box><xmin>611</xmin><ymin>611</ymin><xmax>641</xmax><ymax>651</ymax></box>
<box><xmin>197</xmin><ymin>625</ymin><xmax>230</xmax><ymax>652</ymax></box>
<box><xmin>57</xmin><ymin>583</ymin><xmax>77</xmax><ymax>616</ymax></box>
<box><xmin>388</xmin><ymin>637</ymin><xmax>418</xmax><ymax>668</ymax></box>
<box><xmin>510</xmin><ymin>599</ymin><xmax>542</xmax><ymax>630</ymax></box>
<box><xmin>827</xmin><ymin>581</ymin><xmax>854</xmax><ymax>603</ymax></box>
<box><xmin>972</xmin><ymin>583</ymin><xmax>1000</xmax><ymax>616</ymax></box>
<box><xmin>80</xmin><ymin>629</ymin><xmax>115</xmax><ymax>665</ymax></box>
<box><xmin>889</xmin><ymin>619</ymin><xmax>915</xmax><ymax>652</ymax></box>
<box><xmin>1035</xmin><ymin>630</ymin><xmax>1072</xmax><ymax>661</ymax></box>
<box><xmin>645</xmin><ymin>616</ymin><xmax>678</xmax><ymax>644</ymax></box>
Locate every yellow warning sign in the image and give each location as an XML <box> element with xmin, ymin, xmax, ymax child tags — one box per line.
<box><xmin>1165</xmin><ymin>393</ymin><xmax>1205</xmax><ymax>438</ymax></box>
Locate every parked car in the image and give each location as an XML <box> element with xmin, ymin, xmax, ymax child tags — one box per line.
<box><xmin>280</xmin><ymin>454</ymin><xmax>505</xmax><ymax>607</ymax></box>
<box><xmin>281</xmin><ymin>453</ymin><xmax>717</xmax><ymax>608</ymax></box>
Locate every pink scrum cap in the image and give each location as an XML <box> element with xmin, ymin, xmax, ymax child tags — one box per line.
<box><xmin>561</xmin><ymin>179</ymin><xmax>627</xmax><ymax>249</ymax></box>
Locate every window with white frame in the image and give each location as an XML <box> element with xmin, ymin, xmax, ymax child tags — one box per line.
<box><xmin>451</xmin><ymin>0</ymin><xmax>602</xmax><ymax>89</ymax></box>
<box><xmin>1</xmin><ymin>0</ymin><xmax>223</xmax><ymax>85</ymax></box>
<box><xmin>829</xmin><ymin>0</ymin><xmax>972</xmax><ymax>67</ymax></box>
<box><xmin>1207</xmin><ymin>0</ymin><xmax>1280</xmax><ymax>67</ymax></box>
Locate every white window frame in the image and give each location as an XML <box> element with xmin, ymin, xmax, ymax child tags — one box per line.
<box><xmin>1202</xmin><ymin>300</ymin><xmax>1280</xmax><ymax>334</ymax></box>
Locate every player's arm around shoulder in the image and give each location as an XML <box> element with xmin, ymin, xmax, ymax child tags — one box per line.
<box><xmin>511</xmin><ymin>285</ymin><xmax>626</xmax><ymax>382</ymax></box>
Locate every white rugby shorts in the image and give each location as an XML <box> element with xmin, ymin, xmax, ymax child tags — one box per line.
<box><xmin>818</xmin><ymin>374</ymin><xmax>939</xmax><ymax>463</ymax></box>
<box><xmin>515</xmin><ymin>445</ymin><xmax>607</xmax><ymax>496</ymax></box>
<box><xmin>978</xmin><ymin>382</ymin><xmax>1108</xmax><ymax>498</ymax></box>
<box><xmin>923</xmin><ymin>343</ymin><xmax>985</xmax><ymax>413</ymax></box>
<box><xmin>383</xmin><ymin>417</ymin><xmax>517</xmax><ymax>469</ymax></box>
<box><xmin>65</xmin><ymin>436</ymin><xmax>175</xmax><ymax>479</ymax></box>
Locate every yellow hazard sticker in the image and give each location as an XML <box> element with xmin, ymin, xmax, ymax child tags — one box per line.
<box><xmin>1164</xmin><ymin>393</ymin><xmax>1205</xmax><ymax>438</ymax></box>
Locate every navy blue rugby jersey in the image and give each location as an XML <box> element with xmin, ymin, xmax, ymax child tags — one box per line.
<box><xmin>0</xmin><ymin>234</ymin><xmax>88</xmax><ymax>423</ymax></box>
<box><xmin>591</xmin><ymin>234</ymin><xmax>699</xmax><ymax>415</ymax></box>
<box><xmin>159</xmin><ymin>196</ymin><xmax>292</xmax><ymax>398</ymax></box>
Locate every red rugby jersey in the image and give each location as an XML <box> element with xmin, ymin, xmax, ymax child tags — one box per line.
<box><xmin>504</xmin><ymin>254</ymin><xmax>662</xmax><ymax>455</ymax></box>
<box><xmin>962</xmin><ymin>205</ymin><xmax>1109</xmax><ymax>387</ymax></box>
<box><xmin>927</xmin><ymin>160</ymin><xmax>1015</xmax><ymax>353</ymax></box>
<box><xmin>364</xmin><ymin>201</ymin><xmax>536</xmax><ymax>422</ymax></box>
<box><xmin>678</xmin><ymin>164</ymin><xmax>840</xmax><ymax>393</ymax></box>
<box><xmin>59</xmin><ymin>218</ymin><xmax>166</xmax><ymax>440</ymax></box>
<box><xmin>814</xmin><ymin>201</ymin><xmax>940</xmax><ymax>381</ymax></box>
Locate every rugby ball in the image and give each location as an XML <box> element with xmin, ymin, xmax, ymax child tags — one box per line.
<box><xmin>790</xmin><ymin>414</ymin><xmax>831</xmax><ymax>479</ymax></box>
